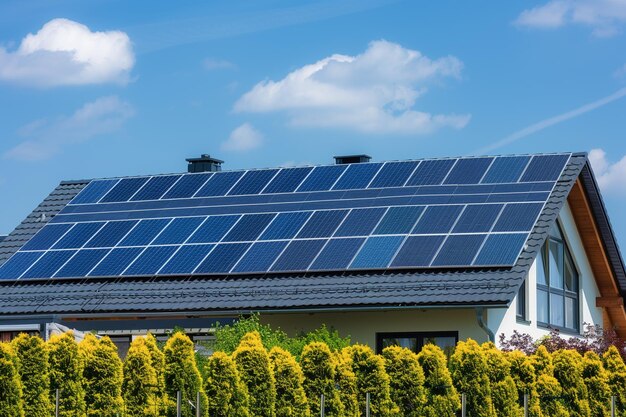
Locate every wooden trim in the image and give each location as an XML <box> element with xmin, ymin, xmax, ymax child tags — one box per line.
<box><xmin>596</xmin><ymin>297</ymin><xmax>624</xmax><ymax>308</ymax></box>
<box><xmin>568</xmin><ymin>179</ymin><xmax>626</xmax><ymax>338</ymax></box>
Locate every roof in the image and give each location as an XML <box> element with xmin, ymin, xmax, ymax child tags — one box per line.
<box><xmin>0</xmin><ymin>152</ymin><xmax>621</xmax><ymax>316</ymax></box>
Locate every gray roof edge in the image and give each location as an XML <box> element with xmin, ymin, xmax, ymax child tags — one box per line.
<box><xmin>578</xmin><ymin>161</ymin><xmax>626</xmax><ymax>294</ymax></box>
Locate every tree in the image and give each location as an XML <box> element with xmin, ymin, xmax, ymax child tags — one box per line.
<box><xmin>300</xmin><ymin>342</ymin><xmax>344</xmax><ymax>417</ymax></box>
<box><xmin>334</xmin><ymin>351</ymin><xmax>359</xmax><ymax>417</ymax></box>
<box><xmin>232</xmin><ymin>332</ymin><xmax>276</xmax><ymax>417</ymax></box>
<box><xmin>536</xmin><ymin>373</ymin><xmax>570</xmax><ymax>417</ymax></box>
<box><xmin>582</xmin><ymin>351</ymin><xmax>610</xmax><ymax>417</ymax></box>
<box><xmin>602</xmin><ymin>346</ymin><xmax>626</xmax><ymax>417</ymax></box>
<box><xmin>417</xmin><ymin>343</ymin><xmax>460</xmax><ymax>417</ymax></box>
<box><xmin>12</xmin><ymin>334</ymin><xmax>52</xmax><ymax>417</ymax></box>
<box><xmin>553</xmin><ymin>350</ymin><xmax>591</xmax><ymax>417</ymax></box>
<box><xmin>144</xmin><ymin>333</ymin><xmax>166</xmax><ymax>412</ymax></box>
<box><xmin>81</xmin><ymin>335</ymin><xmax>124</xmax><ymax>417</ymax></box>
<box><xmin>449</xmin><ymin>339</ymin><xmax>496</xmax><ymax>417</ymax></box>
<box><xmin>0</xmin><ymin>342</ymin><xmax>23</xmax><ymax>417</ymax></box>
<box><xmin>382</xmin><ymin>345</ymin><xmax>426</xmax><ymax>417</ymax></box>
<box><xmin>163</xmin><ymin>332</ymin><xmax>208</xmax><ymax>417</ymax></box>
<box><xmin>343</xmin><ymin>344</ymin><xmax>399</xmax><ymax>416</ymax></box>
<box><xmin>482</xmin><ymin>342</ymin><xmax>521</xmax><ymax>417</ymax></box>
<box><xmin>269</xmin><ymin>346</ymin><xmax>310</xmax><ymax>417</ymax></box>
<box><xmin>506</xmin><ymin>350</ymin><xmax>542</xmax><ymax>417</ymax></box>
<box><xmin>203</xmin><ymin>351</ymin><xmax>249</xmax><ymax>417</ymax></box>
<box><xmin>533</xmin><ymin>346</ymin><xmax>555</xmax><ymax>377</ymax></box>
<box><xmin>48</xmin><ymin>331</ymin><xmax>86</xmax><ymax>417</ymax></box>
<box><xmin>123</xmin><ymin>337</ymin><xmax>161</xmax><ymax>417</ymax></box>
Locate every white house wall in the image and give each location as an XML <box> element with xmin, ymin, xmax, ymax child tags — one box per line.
<box><xmin>490</xmin><ymin>201</ymin><xmax>604</xmax><ymax>345</ymax></box>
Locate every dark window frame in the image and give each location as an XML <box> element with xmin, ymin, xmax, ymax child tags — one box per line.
<box><xmin>375</xmin><ymin>331</ymin><xmax>459</xmax><ymax>354</ymax></box>
<box><xmin>536</xmin><ymin>222</ymin><xmax>580</xmax><ymax>333</ymax></box>
<box><xmin>516</xmin><ymin>279</ymin><xmax>527</xmax><ymax>321</ymax></box>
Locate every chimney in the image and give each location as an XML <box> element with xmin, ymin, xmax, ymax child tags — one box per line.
<box><xmin>333</xmin><ymin>154</ymin><xmax>372</xmax><ymax>165</ymax></box>
<box><xmin>186</xmin><ymin>154</ymin><xmax>223</xmax><ymax>173</ymax></box>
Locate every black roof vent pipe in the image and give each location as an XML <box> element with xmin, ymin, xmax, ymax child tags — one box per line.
<box><xmin>333</xmin><ymin>154</ymin><xmax>372</xmax><ymax>164</ymax></box>
<box><xmin>186</xmin><ymin>154</ymin><xmax>223</xmax><ymax>173</ymax></box>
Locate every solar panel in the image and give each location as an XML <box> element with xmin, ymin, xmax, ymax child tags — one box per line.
<box><xmin>2</xmin><ymin>152</ymin><xmax>571</xmax><ymax>280</ymax></box>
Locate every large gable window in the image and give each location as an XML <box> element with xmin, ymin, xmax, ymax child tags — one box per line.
<box><xmin>537</xmin><ymin>223</ymin><xmax>579</xmax><ymax>332</ymax></box>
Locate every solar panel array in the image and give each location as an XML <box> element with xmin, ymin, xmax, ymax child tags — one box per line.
<box><xmin>0</xmin><ymin>153</ymin><xmax>571</xmax><ymax>280</ymax></box>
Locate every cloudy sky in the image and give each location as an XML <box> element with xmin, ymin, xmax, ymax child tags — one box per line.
<box><xmin>1</xmin><ymin>0</ymin><xmax>626</xmax><ymax>246</ymax></box>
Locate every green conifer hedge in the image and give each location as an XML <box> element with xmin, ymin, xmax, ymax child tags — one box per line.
<box><xmin>269</xmin><ymin>346</ymin><xmax>310</xmax><ymax>417</ymax></box>
<box><xmin>382</xmin><ymin>345</ymin><xmax>426</xmax><ymax>417</ymax></box>
<box><xmin>0</xmin><ymin>342</ymin><xmax>23</xmax><ymax>417</ymax></box>
<box><xmin>48</xmin><ymin>331</ymin><xmax>86</xmax><ymax>417</ymax></box>
<box><xmin>123</xmin><ymin>336</ymin><xmax>161</xmax><ymax>417</ymax></box>
<box><xmin>12</xmin><ymin>333</ymin><xmax>52</xmax><ymax>417</ymax></box>
<box><xmin>203</xmin><ymin>351</ymin><xmax>249</xmax><ymax>417</ymax></box>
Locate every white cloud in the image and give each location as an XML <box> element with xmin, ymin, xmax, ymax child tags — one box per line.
<box><xmin>588</xmin><ymin>148</ymin><xmax>626</xmax><ymax>196</ymax></box>
<box><xmin>515</xmin><ymin>0</ymin><xmax>626</xmax><ymax>37</ymax></box>
<box><xmin>234</xmin><ymin>40</ymin><xmax>470</xmax><ymax>135</ymax></box>
<box><xmin>4</xmin><ymin>96</ymin><xmax>134</xmax><ymax>160</ymax></box>
<box><xmin>221</xmin><ymin>123</ymin><xmax>263</xmax><ymax>152</ymax></box>
<box><xmin>0</xmin><ymin>18</ymin><xmax>134</xmax><ymax>87</ymax></box>
<box><xmin>203</xmin><ymin>58</ymin><xmax>236</xmax><ymax>71</ymax></box>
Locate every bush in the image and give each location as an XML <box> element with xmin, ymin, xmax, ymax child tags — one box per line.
<box><xmin>203</xmin><ymin>351</ymin><xmax>249</xmax><ymax>417</ymax></box>
<box><xmin>0</xmin><ymin>342</ymin><xmax>23</xmax><ymax>417</ymax></box>
<box><xmin>233</xmin><ymin>332</ymin><xmax>276</xmax><ymax>417</ymax></box>
<box><xmin>482</xmin><ymin>342</ymin><xmax>521</xmax><ymax>417</ymax></box>
<box><xmin>48</xmin><ymin>331</ymin><xmax>86</xmax><ymax>417</ymax></box>
<box><xmin>163</xmin><ymin>332</ymin><xmax>208</xmax><ymax>417</ymax></box>
<box><xmin>212</xmin><ymin>315</ymin><xmax>350</xmax><ymax>359</ymax></box>
<box><xmin>449</xmin><ymin>339</ymin><xmax>495</xmax><ymax>417</ymax></box>
<box><xmin>334</xmin><ymin>351</ymin><xmax>359</xmax><ymax>417</ymax></box>
<box><xmin>553</xmin><ymin>350</ymin><xmax>591</xmax><ymax>417</ymax></box>
<box><xmin>602</xmin><ymin>346</ymin><xmax>626</xmax><ymax>417</ymax></box>
<box><xmin>269</xmin><ymin>346</ymin><xmax>310</xmax><ymax>417</ymax></box>
<box><xmin>124</xmin><ymin>337</ymin><xmax>161</xmax><ymax>417</ymax></box>
<box><xmin>382</xmin><ymin>345</ymin><xmax>426</xmax><ymax>417</ymax></box>
<box><xmin>343</xmin><ymin>344</ymin><xmax>398</xmax><ymax>417</ymax></box>
<box><xmin>582</xmin><ymin>351</ymin><xmax>610</xmax><ymax>417</ymax></box>
<box><xmin>532</xmin><ymin>345</ymin><xmax>555</xmax><ymax>377</ymax></box>
<box><xmin>417</xmin><ymin>343</ymin><xmax>460</xmax><ymax>417</ymax></box>
<box><xmin>12</xmin><ymin>334</ymin><xmax>52</xmax><ymax>417</ymax></box>
<box><xmin>81</xmin><ymin>335</ymin><xmax>124</xmax><ymax>417</ymax></box>
<box><xmin>300</xmin><ymin>342</ymin><xmax>344</xmax><ymax>417</ymax></box>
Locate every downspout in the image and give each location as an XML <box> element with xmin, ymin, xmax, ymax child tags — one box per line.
<box><xmin>476</xmin><ymin>307</ymin><xmax>495</xmax><ymax>343</ymax></box>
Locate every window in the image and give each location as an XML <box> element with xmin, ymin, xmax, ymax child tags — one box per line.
<box><xmin>536</xmin><ymin>223</ymin><xmax>579</xmax><ymax>332</ymax></box>
<box><xmin>517</xmin><ymin>280</ymin><xmax>526</xmax><ymax>321</ymax></box>
<box><xmin>376</xmin><ymin>331</ymin><xmax>458</xmax><ymax>357</ymax></box>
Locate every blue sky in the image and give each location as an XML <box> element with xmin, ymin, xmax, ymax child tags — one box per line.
<box><xmin>1</xmin><ymin>0</ymin><xmax>626</xmax><ymax>247</ymax></box>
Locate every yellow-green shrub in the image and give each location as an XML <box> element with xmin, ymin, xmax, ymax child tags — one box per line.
<box><xmin>81</xmin><ymin>335</ymin><xmax>124</xmax><ymax>417</ymax></box>
<box><xmin>48</xmin><ymin>331</ymin><xmax>85</xmax><ymax>417</ymax></box>
<box><xmin>533</xmin><ymin>346</ymin><xmax>555</xmax><ymax>377</ymax></box>
<box><xmin>334</xmin><ymin>351</ymin><xmax>359</xmax><ymax>417</ymax></box>
<box><xmin>163</xmin><ymin>332</ymin><xmax>208</xmax><ymax>417</ymax></box>
<box><xmin>123</xmin><ymin>337</ymin><xmax>161</xmax><ymax>417</ymax></box>
<box><xmin>449</xmin><ymin>339</ymin><xmax>496</xmax><ymax>417</ymax></box>
<box><xmin>300</xmin><ymin>342</ymin><xmax>344</xmax><ymax>417</ymax></box>
<box><xmin>233</xmin><ymin>332</ymin><xmax>276</xmax><ymax>417</ymax></box>
<box><xmin>602</xmin><ymin>346</ymin><xmax>626</xmax><ymax>417</ymax></box>
<box><xmin>344</xmin><ymin>344</ymin><xmax>399</xmax><ymax>416</ymax></box>
<box><xmin>12</xmin><ymin>334</ymin><xmax>52</xmax><ymax>417</ymax></box>
<box><xmin>269</xmin><ymin>346</ymin><xmax>309</xmax><ymax>417</ymax></box>
<box><xmin>145</xmin><ymin>333</ymin><xmax>166</xmax><ymax>412</ymax></box>
<box><xmin>382</xmin><ymin>345</ymin><xmax>426</xmax><ymax>417</ymax></box>
<box><xmin>203</xmin><ymin>351</ymin><xmax>249</xmax><ymax>417</ymax></box>
<box><xmin>536</xmin><ymin>373</ymin><xmax>570</xmax><ymax>417</ymax></box>
<box><xmin>417</xmin><ymin>343</ymin><xmax>460</xmax><ymax>417</ymax></box>
<box><xmin>482</xmin><ymin>342</ymin><xmax>521</xmax><ymax>417</ymax></box>
<box><xmin>0</xmin><ymin>342</ymin><xmax>23</xmax><ymax>417</ymax></box>
<box><xmin>506</xmin><ymin>350</ymin><xmax>542</xmax><ymax>417</ymax></box>
<box><xmin>582</xmin><ymin>351</ymin><xmax>610</xmax><ymax>417</ymax></box>
<box><xmin>553</xmin><ymin>350</ymin><xmax>590</xmax><ymax>417</ymax></box>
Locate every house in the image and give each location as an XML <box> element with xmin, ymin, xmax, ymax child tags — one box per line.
<box><xmin>0</xmin><ymin>152</ymin><xmax>624</xmax><ymax>357</ymax></box>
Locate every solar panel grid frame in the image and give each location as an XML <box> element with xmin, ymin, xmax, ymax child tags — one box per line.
<box><xmin>0</xmin><ymin>153</ymin><xmax>571</xmax><ymax>280</ymax></box>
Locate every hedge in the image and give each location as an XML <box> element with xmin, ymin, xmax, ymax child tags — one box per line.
<box><xmin>1</xmin><ymin>327</ymin><xmax>626</xmax><ymax>417</ymax></box>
